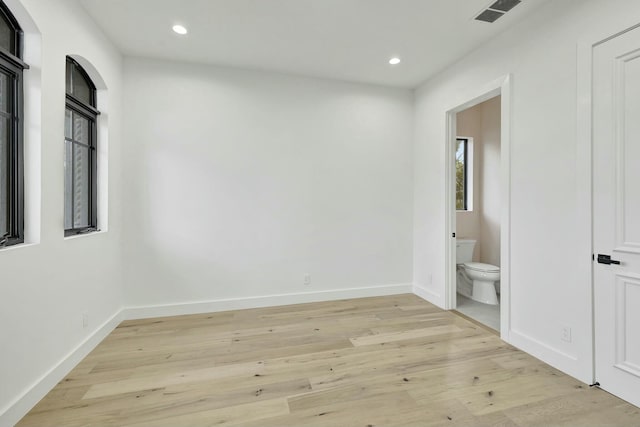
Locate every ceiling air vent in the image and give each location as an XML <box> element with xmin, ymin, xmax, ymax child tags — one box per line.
<box><xmin>474</xmin><ymin>0</ymin><xmax>521</xmax><ymax>23</ymax></box>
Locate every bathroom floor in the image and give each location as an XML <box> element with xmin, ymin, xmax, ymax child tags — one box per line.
<box><xmin>455</xmin><ymin>294</ymin><xmax>500</xmax><ymax>332</ymax></box>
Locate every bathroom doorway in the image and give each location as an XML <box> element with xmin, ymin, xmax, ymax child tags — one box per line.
<box><xmin>444</xmin><ymin>76</ymin><xmax>511</xmax><ymax>339</ymax></box>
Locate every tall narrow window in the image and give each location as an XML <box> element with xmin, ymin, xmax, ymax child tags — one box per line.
<box><xmin>0</xmin><ymin>0</ymin><xmax>27</xmax><ymax>248</ymax></box>
<box><xmin>65</xmin><ymin>57</ymin><xmax>98</xmax><ymax>236</ymax></box>
<box><xmin>456</xmin><ymin>138</ymin><xmax>469</xmax><ymax>211</ymax></box>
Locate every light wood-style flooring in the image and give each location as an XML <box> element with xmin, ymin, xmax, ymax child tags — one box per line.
<box><xmin>17</xmin><ymin>294</ymin><xmax>640</xmax><ymax>426</ymax></box>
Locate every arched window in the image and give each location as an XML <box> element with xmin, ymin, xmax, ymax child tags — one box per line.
<box><xmin>64</xmin><ymin>57</ymin><xmax>99</xmax><ymax>235</ymax></box>
<box><xmin>0</xmin><ymin>0</ymin><xmax>28</xmax><ymax>247</ymax></box>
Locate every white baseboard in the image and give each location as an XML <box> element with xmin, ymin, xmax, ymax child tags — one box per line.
<box><xmin>2</xmin><ymin>281</ymin><xmax>596</xmax><ymax>426</ymax></box>
<box><xmin>412</xmin><ymin>283</ymin><xmax>444</xmax><ymax>308</ymax></box>
<box><xmin>123</xmin><ymin>283</ymin><xmax>413</xmax><ymax>320</ymax></box>
<box><xmin>1</xmin><ymin>310</ymin><xmax>124</xmax><ymax>427</ymax></box>
<box><xmin>1</xmin><ymin>282</ymin><xmax>412</xmax><ymax>426</ymax></box>
<box><xmin>508</xmin><ymin>329</ymin><xmax>590</xmax><ymax>384</ymax></box>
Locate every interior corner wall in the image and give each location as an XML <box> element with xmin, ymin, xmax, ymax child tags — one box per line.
<box><xmin>413</xmin><ymin>0</ymin><xmax>640</xmax><ymax>384</ymax></box>
<box><xmin>122</xmin><ymin>58</ymin><xmax>414</xmax><ymax>311</ymax></box>
<box><xmin>0</xmin><ymin>0</ymin><xmax>124</xmax><ymax>423</ymax></box>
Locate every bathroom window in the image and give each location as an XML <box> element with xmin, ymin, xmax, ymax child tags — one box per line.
<box><xmin>456</xmin><ymin>138</ymin><xmax>473</xmax><ymax>211</ymax></box>
<box><xmin>65</xmin><ymin>57</ymin><xmax>99</xmax><ymax>236</ymax></box>
<box><xmin>0</xmin><ymin>0</ymin><xmax>28</xmax><ymax>248</ymax></box>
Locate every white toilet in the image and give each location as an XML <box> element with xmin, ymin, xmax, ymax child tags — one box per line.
<box><xmin>456</xmin><ymin>239</ymin><xmax>500</xmax><ymax>305</ymax></box>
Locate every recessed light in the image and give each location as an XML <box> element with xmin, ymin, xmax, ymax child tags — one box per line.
<box><xmin>389</xmin><ymin>57</ymin><xmax>401</xmax><ymax>65</ymax></box>
<box><xmin>172</xmin><ymin>24</ymin><xmax>188</xmax><ymax>35</ymax></box>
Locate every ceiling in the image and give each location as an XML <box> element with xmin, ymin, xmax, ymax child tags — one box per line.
<box><xmin>80</xmin><ymin>0</ymin><xmax>550</xmax><ymax>88</ymax></box>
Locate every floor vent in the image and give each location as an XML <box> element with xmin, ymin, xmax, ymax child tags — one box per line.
<box><xmin>474</xmin><ymin>0</ymin><xmax>521</xmax><ymax>23</ymax></box>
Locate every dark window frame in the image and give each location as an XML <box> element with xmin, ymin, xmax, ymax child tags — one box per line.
<box><xmin>64</xmin><ymin>57</ymin><xmax>99</xmax><ymax>237</ymax></box>
<box><xmin>456</xmin><ymin>138</ymin><xmax>469</xmax><ymax>211</ymax></box>
<box><xmin>0</xmin><ymin>0</ymin><xmax>27</xmax><ymax>248</ymax></box>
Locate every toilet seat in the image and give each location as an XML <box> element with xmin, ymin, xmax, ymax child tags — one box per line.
<box><xmin>463</xmin><ymin>262</ymin><xmax>500</xmax><ymax>273</ymax></box>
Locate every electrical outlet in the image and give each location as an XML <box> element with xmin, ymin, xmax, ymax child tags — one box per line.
<box><xmin>561</xmin><ymin>325</ymin><xmax>572</xmax><ymax>343</ymax></box>
<box><xmin>304</xmin><ymin>274</ymin><xmax>311</xmax><ymax>286</ymax></box>
<box><xmin>82</xmin><ymin>312</ymin><xmax>89</xmax><ymax>329</ymax></box>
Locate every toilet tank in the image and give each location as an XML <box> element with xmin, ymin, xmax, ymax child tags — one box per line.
<box><xmin>456</xmin><ymin>239</ymin><xmax>476</xmax><ymax>264</ymax></box>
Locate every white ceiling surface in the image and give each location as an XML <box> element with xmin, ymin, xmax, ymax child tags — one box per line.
<box><xmin>80</xmin><ymin>0</ymin><xmax>550</xmax><ymax>88</ymax></box>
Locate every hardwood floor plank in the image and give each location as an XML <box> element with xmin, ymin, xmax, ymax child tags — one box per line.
<box><xmin>17</xmin><ymin>387</ymin><xmax>168</xmax><ymax>427</ymax></box>
<box><xmin>113</xmin><ymin>378</ymin><xmax>308</xmax><ymax>426</ymax></box>
<box><xmin>244</xmin><ymin>392</ymin><xmax>421</xmax><ymax>427</ymax></box>
<box><xmin>83</xmin><ymin>360</ymin><xmax>265</xmax><ymax>400</ymax></box>
<box><xmin>122</xmin><ymin>397</ymin><xmax>290</xmax><ymax>427</ymax></box>
<box><xmin>16</xmin><ymin>294</ymin><xmax>640</xmax><ymax>427</ymax></box>
<box><xmin>349</xmin><ymin>323</ymin><xmax>463</xmax><ymax>346</ymax></box>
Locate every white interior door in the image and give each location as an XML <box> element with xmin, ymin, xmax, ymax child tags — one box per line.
<box><xmin>593</xmin><ymin>25</ymin><xmax>640</xmax><ymax>407</ymax></box>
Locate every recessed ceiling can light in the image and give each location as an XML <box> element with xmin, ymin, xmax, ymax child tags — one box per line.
<box><xmin>389</xmin><ymin>57</ymin><xmax>401</xmax><ymax>65</ymax></box>
<box><xmin>172</xmin><ymin>24</ymin><xmax>188</xmax><ymax>35</ymax></box>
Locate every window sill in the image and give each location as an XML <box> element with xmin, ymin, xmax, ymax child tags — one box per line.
<box><xmin>0</xmin><ymin>242</ymin><xmax>39</xmax><ymax>252</ymax></box>
<box><xmin>456</xmin><ymin>210</ymin><xmax>474</xmax><ymax>213</ymax></box>
<box><xmin>64</xmin><ymin>229</ymin><xmax>106</xmax><ymax>241</ymax></box>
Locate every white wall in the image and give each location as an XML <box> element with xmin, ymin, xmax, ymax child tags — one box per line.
<box><xmin>479</xmin><ymin>96</ymin><xmax>501</xmax><ymax>268</ymax></box>
<box><xmin>8</xmin><ymin>0</ymin><xmax>640</xmax><ymax>422</ymax></box>
<box><xmin>0</xmin><ymin>0</ymin><xmax>123</xmax><ymax>424</ymax></box>
<box><xmin>122</xmin><ymin>58</ymin><xmax>414</xmax><ymax>310</ymax></box>
<box><xmin>413</xmin><ymin>0</ymin><xmax>640</xmax><ymax>383</ymax></box>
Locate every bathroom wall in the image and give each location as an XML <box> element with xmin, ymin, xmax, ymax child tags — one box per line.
<box><xmin>479</xmin><ymin>97</ymin><xmax>501</xmax><ymax>267</ymax></box>
<box><xmin>455</xmin><ymin>104</ymin><xmax>481</xmax><ymax>262</ymax></box>
<box><xmin>455</xmin><ymin>96</ymin><xmax>501</xmax><ymax>265</ymax></box>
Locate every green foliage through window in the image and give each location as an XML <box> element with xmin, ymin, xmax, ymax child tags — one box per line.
<box><xmin>456</xmin><ymin>138</ymin><xmax>467</xmax><ymax>210</ymax></box>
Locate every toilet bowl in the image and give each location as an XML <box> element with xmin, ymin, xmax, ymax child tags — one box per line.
<box><xmin>456</xmin><ymin>265</ymin><xmax>473</xmax><ymax>299</ymax></box>
<box><xmin>463</xmin><ymin>262</ymin><xmax>500</xmax><ymax>305</ymax></box>
<box><xmin>456</xmin><ymin>239</ymin><xmax>500</xmax><ymax>305</ymax></box>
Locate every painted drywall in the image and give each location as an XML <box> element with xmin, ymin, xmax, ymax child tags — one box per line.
<box><xmin>0</xmin><ymin>0</ymin><xmax>123</xmax><ymax>423</ymax></box>
<box><xmin>479</xmin><ymin>96</ymin><xmax>501</xmax><ymax>268</ymax></box>
<box><xmin>122</xmin><ymin>58</ymin><xmax>414</xmax><ymax>308</ymax></box>
<box><xmin>413</xmin><ymin>0</ymin><xmax>640</xmax><ymax>383</ymax></box>
<box><xmin>7</xmin><ymin>0</ymin><xmax>640</xmax><ymax>421</ymax></box>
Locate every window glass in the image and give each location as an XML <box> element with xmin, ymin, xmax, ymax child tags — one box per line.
<box><xmin>73</xmin><ymin>112</ymin><xmax>89</xmax><ymax>144</ymax></box>
<box><xmin>0</xmin><ymin>72</ymin><xmax>8</xmax><ymax>113</ymax></box>
<box><xmin>456</xmin><ymin>138</ymin><xmax>467</xmax><ymax>211</ymax></box>
<box><xmin>64</xmin><ymin>108</ymin><xmax>72</xmax><ymax>139</ymax></box>
<box><xmin>71</xmin><ymin>66</ymin><xmax>93</xmax><ymax>106</ymax></box>
<box><xmin>64</xmin><ymin>139</ymin><xmax>91</xmax><ymax>230</ymax></box>
<box><xmin>64</xmin><ymin>57</ymin><xmax>98</xmax><ymax>235</ymax></box>
<box><xmin>0</xmin><ymin>1</ymin><xmax>25</xmax><ymax>247</ymax></box>
<box><xmin>65</xmin><ymin>60</ymin><xmax>72</xmax><ymax>95</ymax></box>
<box><xmin>64</xmin><ymin>110</ymin><xmax>93</xmax><ymax>231</ymax></box>
<box><xmin>71</xmin><ymin>144</ymin><xmax>90</xmax><ymax>228</ymax></box>
<box><xmin>64</xmin><ymin>139</ymin><xmax>72</xmax><ymax>230</ymax></box>
<box><xmin>0</xmin><ymin>13</ymin><xmax>13</xmax><ymax>54</ymax></box>
<box><xmin>0</xmin><ymin>116</ymin><xmax>7</xmax><ymax>236</ymax></box>
<box><xmin>0</xmin><ymin>70</ymin><xmax>13</xmax><ymax>240</ymax></box>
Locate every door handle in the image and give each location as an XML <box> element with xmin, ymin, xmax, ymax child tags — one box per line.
<box><xmin>597</xmin><ymin>254</ymin><xmax>621</xmax><ymax>265</ymax></box>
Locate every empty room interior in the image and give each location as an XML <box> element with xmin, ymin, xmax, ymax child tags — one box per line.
<box><xmin>2</xmin><ymin>0</ymin><xmax>640</xmax><ymax>425</ymax></box>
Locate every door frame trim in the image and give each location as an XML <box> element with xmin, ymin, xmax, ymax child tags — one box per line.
<box><xmin>443</xmin><ymin>74</ymin><xmax>512</xmax><ymax>341</ymax></box>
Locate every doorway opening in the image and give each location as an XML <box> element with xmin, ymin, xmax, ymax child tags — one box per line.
<box><xmin>444</xmin><ymin>76</ymin><xmax>511</xmax><ymax>339</ymax></box>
